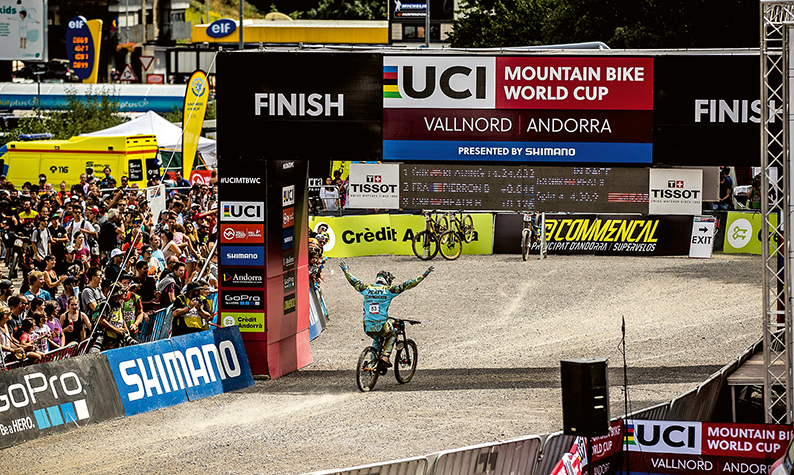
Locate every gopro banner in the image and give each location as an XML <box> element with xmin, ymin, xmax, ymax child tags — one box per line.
<box><xmin>0</xmin><ymin>353</ymin><xmax>124</xmax><ymax>449</ymax></box>
<box><xmin>348</xmin><ymin>163</ymin><xmax>400</xmax><ymax>209</ymax></box>
<box><xmin>105</xmin><ymin>326</ymin><xmax>254</xmax><ymax>416</ymax></box>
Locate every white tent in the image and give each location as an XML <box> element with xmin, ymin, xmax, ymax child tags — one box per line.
<box><xmin>81</xmin><ymin>111</ymin><xmax>217</xmax><ymax>166</ymax></box>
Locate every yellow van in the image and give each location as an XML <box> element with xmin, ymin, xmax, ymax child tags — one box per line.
<box><xmin>0</xmin><ymin>135</ymin><xmax>159</xmax><ymax>188</ymax></box>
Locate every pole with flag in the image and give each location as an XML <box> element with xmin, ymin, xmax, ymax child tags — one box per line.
<box><xmin>182</xmin><ymin>70</ymin><xmax>210</xmax><ymax>181</ymax></box>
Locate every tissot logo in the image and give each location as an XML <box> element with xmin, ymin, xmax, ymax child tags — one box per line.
<box><xmin>366</xmin><ymin>175</ymin><xmax>382</xmax><ymax>183</ymax></box>
<box><xmin>282</xmin><ymin>185</ymin><xmax>295</xmax><ymax>207</ymax></box>
<box><xmin>667</xmin><ymin>180</ymin><xmax>684</xmax><ymax>189</ymax></box>
<box><xmin>254</xmin><ymin>93</ymin><xmax>344</xmax><ymax>117</ymax></box>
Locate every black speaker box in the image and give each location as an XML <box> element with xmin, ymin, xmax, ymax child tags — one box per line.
<box><xmin>561</xmin><ymin>358</ymin><xmax>609</xmax><ymax>437</ymax></box>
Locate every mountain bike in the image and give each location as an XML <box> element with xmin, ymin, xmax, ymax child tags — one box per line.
<box><xmin>438</xmin><ymin>210</ymin><xmax>475</xmax><ymax>260</ymax></box>
<box><xmin>521</xmin><ymin>212</ymin><xmax>545</xmax><ymax>261</ymax></box>
<box><xmin>412</xmin><ymin>210</ymin><xmax>447</xmax><ymax>261</ymax></box>
<box><xmin>356</xmin><ymin>318</ymin><xmax>420</xmax><ymax>392</ymax></box>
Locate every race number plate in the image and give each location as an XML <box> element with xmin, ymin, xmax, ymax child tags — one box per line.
<box><xmin>368</xmin><ymin>303</ymin><xmax>380</xmax><ymax>314</ymax></box>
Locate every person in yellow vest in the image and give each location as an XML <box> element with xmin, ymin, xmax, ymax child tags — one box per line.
<box><xmin>171</xmin><ymin>281</ymin><xmax>211</xmax><ymax>336</ymax></box>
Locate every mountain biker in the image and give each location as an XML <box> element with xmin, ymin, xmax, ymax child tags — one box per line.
<box><xmin>340</xmin><ymin>261</ymin><xmax>433</xmax><ymax>368</ymax></box>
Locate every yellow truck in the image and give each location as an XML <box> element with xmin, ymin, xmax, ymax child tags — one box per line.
<box><xmin>0</xmin><ymin>135</ymin><xmax>159</xmax><ymax>188</ymax></box>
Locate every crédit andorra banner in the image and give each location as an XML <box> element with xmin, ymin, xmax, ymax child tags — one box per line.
<box><xmin>308</xmin><ymin>214</ymin><xmax>493</xmax><ymax>257</ymax></box>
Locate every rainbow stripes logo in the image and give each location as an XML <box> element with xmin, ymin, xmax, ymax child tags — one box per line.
<box><xmin>624</xmin><ymin>424</ymin><xmax>636</xmax><ymax>446</ymax></box>
<box><xmin>383</xmin><ymin>66</ymin><xmax>400</xmax><ymax>98</ymax></box>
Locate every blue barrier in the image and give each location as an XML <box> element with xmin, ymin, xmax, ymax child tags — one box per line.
<box><xmin>104</xmin><ymin>326</ymin><xmax>254</xmax><ymax>417</ymax></box>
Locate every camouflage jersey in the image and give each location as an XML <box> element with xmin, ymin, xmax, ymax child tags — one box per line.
<box><xmin>342</xmin><ymin>269</ymin><xmax>424</xmax><ymax>331</ymax></box>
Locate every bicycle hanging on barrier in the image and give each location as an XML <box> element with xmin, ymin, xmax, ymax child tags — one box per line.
<box><xmin>437</xmin><ymin>210</ymin><xmax>476</xmax><ymax>260</ymax></box>
<box><xmin>520</xmin><ymin>212</ymin><xmax>547</xmax><ymax>261</ymax></box>
<box><xmin>356</xmin><ymin>317</ymin><xmax>420</xmax><ymax>392</ymax></box>
<box><xmin>412</xmin><ymin>210</ymin><xmax>448</xmax><ymax>260</ymax></box>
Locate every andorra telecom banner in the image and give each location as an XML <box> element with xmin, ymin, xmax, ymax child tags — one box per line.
<box><xmin>182</xmin><ymin>70</ymin><xmax>210</xmax><ymax>178</ymax></box>
<box><xmin>383</xmin><ymin>55</ymin><xmax>653</xmax><ymax>163</ymax></box>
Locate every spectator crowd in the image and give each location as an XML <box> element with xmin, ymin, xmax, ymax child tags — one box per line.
<box><xmin>0</xmin><ymin>167</ymin><xmax>220</xmax><ymax>366</ymax></box>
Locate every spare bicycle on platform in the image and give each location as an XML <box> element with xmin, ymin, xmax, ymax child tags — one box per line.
<box><xmin>356</xmin><ymin>317</ymin><xmax>420</xmax><ymax>392</ymax></box>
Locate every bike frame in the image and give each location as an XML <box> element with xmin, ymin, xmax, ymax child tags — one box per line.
<box><xmin>522</xmin><ymin>212</ymin><xmax>547</xmax><ymax>260</ymax></box>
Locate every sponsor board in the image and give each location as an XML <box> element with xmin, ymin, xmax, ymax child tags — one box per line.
<box><xmin>649</xmin><ymin>168</ymin><xmax>703</xmax><ymax>215</ymax></box>
<box><xmin>282</xmin><ymin>185</ymin><xmax>295</xmax><ymax>207</ymax></box>
<box><xmin>221</xmin><ymin>201</ymin><xmax>265</xmax><ymax>222</ymax></box>
<box><xmin>105</xmin><ymin>327</ymin><xmax>254</xmax><ymax>416</ymax></box>
<box><xmin>0</xmin><ymin>353</ymin><xmax>124</xmax><ymax>449</ymax></box>
<box><xmin>723</xmin><ymin>211</ymin><xmax>778</xmax><ymax>255</ymax></box>
<box><xmin>282</xmin><ymin>249</ymin><xmax>295</xmax><ymax>271</ymax></box>
<box><xmin>348</xmin><ymin>163</ymin><xmax>400</xmax><ymax>209</ymax></box>
<box><xmin>221</xmin><ymin>267</ymin><xmax>265</xmax><ymax>288</ymax></box>
<box><xmin>221</xmin><ymin>312</ymin><xmax>265</xmax><ymax>332</ymax></box>
<box><xmin>690</xmin><ymin>216</ymin><xmax>716</xmax><ymax>259</ymax></box>
<box><xmin>220</xmin><ymin>224</ymin><xmax>265</xmax><ymax>244</ymax></box>
<box><xmin>283</xmin><ymin>271</ymin><xmax>296</xmax><ymax>292</ymax></box>
<box><xmin>220</xmin><ymin>246</ymin><xmax>265</xmax><ymax>266</ymax></box>
<box><xmin>221</xmin><ymin>290</ymin><xmax>265</xmax><ymax>310</ymax></box>
<box><xmin>307</xmin><ymin>214</ymin><xmax>493</xmax><ymax>257</ymax></box>
<box><xmin>282</xmin><ymin>228</ymin><xmax>295</xmax><ymax>250</ymax></box>
<box><xmin>284</xmin><ymin>293</ymin><xmax>296</xmax><ymax>314</ymax></box>
<box><xmin>282</xmin><ymin>207</ymin><xmax>295</xmax><ymax>228</ymax></box>
<box><xmin>621</xmin><ymin>420</ymin><xmax>791</xmax><ymax>475</ymax></box>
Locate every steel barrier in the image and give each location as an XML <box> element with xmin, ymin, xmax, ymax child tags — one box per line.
<box><xmin>306</xmin><ymin>456</ymin><xmax>430</xmax><ymax>475</ymax></box>
<box><xmin>533</xmin><ymin>432</ymin><xmax>574</xmax><ymax>475</ymax></box>
<box><xmin>430</xmin><ymin>435</ymin><xmax>542</xmax><ymax>475</ymax></box>
<box><xmin>622</xmin><ymin>401</ymin><xmax>670</xmax><ymax>421</ymax></box>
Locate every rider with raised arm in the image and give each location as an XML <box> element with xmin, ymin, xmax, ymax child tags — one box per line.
<box><xmin>340</xmin><ymin>261</ymin><xmax>433</xmax><ymax>368</ymax></box>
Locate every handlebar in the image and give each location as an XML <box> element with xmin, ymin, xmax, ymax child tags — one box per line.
<box><xmin>388</xmin><ymin>317</ymin><xmax>421</xmax><ymax>325</ymax></box>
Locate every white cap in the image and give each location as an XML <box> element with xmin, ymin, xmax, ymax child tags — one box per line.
<box><xmin>110</xmin><ymin>248</ymin><xmax>124</xmax><ymax>258</ymax></box>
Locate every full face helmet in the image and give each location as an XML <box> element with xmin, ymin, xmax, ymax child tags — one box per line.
<box><xmin>375</xmin><ymin>270</ymin><xmax>394</xmax><ymax>286</ymax></box>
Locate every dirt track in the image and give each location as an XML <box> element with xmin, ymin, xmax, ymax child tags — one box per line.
<box><xmin>1</xmin><ymin>253</ymin><xmax>762</xmax><ymax>475</ymax></box>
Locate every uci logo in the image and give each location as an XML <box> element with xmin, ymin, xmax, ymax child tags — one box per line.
<box><xmin>221</xmin><ymin>202</ymin><xmax>264</xmax><ymax>222</ymax></box>
<box><xmin>384</xmin><ymin>57</ymin><xmax>495</xmax><ymax>109</ymax></box>
<box><xmin>627</xmin><ymin>420</ymin><xmax>701</xmax><ymax>455</ymax></box>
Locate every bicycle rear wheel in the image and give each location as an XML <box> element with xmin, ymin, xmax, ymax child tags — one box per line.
<box><xmin>412</xmin><ymin>231</ymin><xmax>439</xmax><ymax>260</ymax></box>
<box><xmin>439</xmin><ymin>231</ymin><xmax>463</xmax><ymax>260</ymax></box>
<box><xmin>356</xmin><ymin>346</ymin><xmax>380</xmax><ymax>392</ymax></box>
<box><xmin>521</xmin><ymin>229</ymin><xmax>531</xmax><ymax>261</ymax></box>
<box><xmin>394</xmin><ymin>339</ymin><xmax>418</xmax><ymax>384</ymax></box>
<box><xmin>461</xmin><ymin>214</ymin><xmax>475</xmax><ymax>243</ymax></box>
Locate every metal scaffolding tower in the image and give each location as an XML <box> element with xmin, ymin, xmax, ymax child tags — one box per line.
<box><xmin>761</xmin><ymin>0</ymin><xmax>793</xmax><ymax>424</ymax></box>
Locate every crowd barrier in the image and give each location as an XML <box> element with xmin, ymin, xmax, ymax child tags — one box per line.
<box><xmin>0</xmin><ymin>326</ymin><xmax>254</xmax><ymax>449</ymax></box>
<box><xmin>308</xmin><ymin>338</ymin><xmax>776</xmax><ymax>475</ymax></box>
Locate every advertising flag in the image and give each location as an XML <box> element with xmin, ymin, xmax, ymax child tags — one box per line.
<box><xmin>182</xmin><ymin>70</ymin><xmax>210</xmax><ymax>178</ymax></box>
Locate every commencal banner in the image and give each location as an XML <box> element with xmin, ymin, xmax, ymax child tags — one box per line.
<box><xmin>723</xmin><ymin>211</ymin><xmax>777</xmax><ymax>255</ymax></box>
<box><xmin>308</xmin><ymin>214</ymin><xmax>493</xmax><ymax>257</ymax></box>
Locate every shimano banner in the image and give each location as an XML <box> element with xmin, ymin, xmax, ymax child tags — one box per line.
<box><xmin>105</xmin><ymin>326</ymin><xmax>254</xmax><ymax>416</ymax></box>
<box><xmin>0</xmin><ymin>353</ymin><xmax>124</xmax><ymax>449</ymax></box>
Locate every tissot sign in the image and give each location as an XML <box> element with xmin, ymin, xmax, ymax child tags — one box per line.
<box><xmin>383</xmin><ymin>55</ymin><xmax>654</xmax><ymax>163</ymax></box>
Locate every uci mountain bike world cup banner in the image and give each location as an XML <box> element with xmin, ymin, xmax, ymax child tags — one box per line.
<box><xmin>383</xmin><ymin>55</ymin><xmax>653</xmax><ymax>163</ymax></box>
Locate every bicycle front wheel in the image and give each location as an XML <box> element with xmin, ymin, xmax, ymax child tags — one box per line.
<box><xmin>394</xmin><ymin>339</ymin><xmax>418</xmax><ymax>384</ymax></box>
<box><xmin>521</xmin><ymin>229</ymin><xmax>531</xmax><ymax>261</ymax></box>
<box><xmin>356</xmin><ymin>346</ymin><xmax>380</xmax><ymax>392</ymax></box>
<box><xmin>412</xmin><ymin>231</ymin><xmax>439</xmax><ymax>260</ymax></box>
<box><xmin>461</xmin><ymin>214</ymin><xmax>475</xmax><ymax>243</ymax></box>
<box><xmin>439</xmin><ymin>231</ymin><xmax>463</xmax><ymax>260</ymax></box>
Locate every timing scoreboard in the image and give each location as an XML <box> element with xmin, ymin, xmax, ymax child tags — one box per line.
<box><xmin>399</xmin><ymin>164</ymin><xmax>650</xmax><ymax>213</ymax></box>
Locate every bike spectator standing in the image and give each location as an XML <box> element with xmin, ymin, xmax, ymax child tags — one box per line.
<box><xmin>44</xmin><ymin>301</ymin><xmax>63</xmax><ymax>350</ymax></box>
<box><xmin>105</xmin><ymin>248</ymin><xmax>125</xmax><ymax>282</ymax></box>
<box><xmin>156</xmin><ymin>261</ymin><xmax>184</xmax><ymax>310</ymax></box>
<box><xmin>56</xmin><ymin>276</ymin><xmax>78</xmax><ymax>315</ymax></box>
<box><xmin>8</xmin><ymin>295</ymin><xmax>27</xmax><ymax>338</ymax></box>
<box><xmin>134</xmin><ymin>260</ymin><xmax>158</xmax><ymax>311</ymax></box>
<box><xmin>48</xmin><ymin>214</ymin><xmax>68</xmax><ymax>263</ymax></box>
<box><xmin>320</xmin><ymin>177</ymin><xmax>340</xmax><ymax>214</ymax></box>
<box><xmin>99</xmin><ymin>167</ymin><xmax>115</xmax><ymax>189</ymax></box>
<box><xmin>31</xmin><ymin>217</ymin><xmax>50</xmax><ymax>270</ymax></box>
<box><xmin>171</xmin><ymin>281</ymin><xmax>211</xmax><ymax>336</ymax></box>
<box><xmin>93</xmin><ymin>287</ymin><xmax>129</xmax><ymax>351</ymax></box>
<box><xmin>172</xmin><ymin>170</ymin><xmax>191</xmax><ymax>192</ymax></box>
<box><xmin>713</xmin><ymin>167</ymin><xmax>734</xmax><ymax>210</ymax></box>
<box><xmin>41</xmin><ymin>254</ymin><xmax>62</xmax><ymax>297</ymax></box>
<box><xmin>80</xmin><ymin>267</ymin><xmax>105</xmax><ymax>315</ymax></box>
<box><xmin>119</xmin><ymin>274</ymin><xmax>145</xmax><ymax>340</ymax></box>
<box><xmin>24</xmin><ymin>271</ymin><xmax>52</xmax><ymax>302</ymax></box>
<box><xmin>60</xmin><ymin>296</ymin><xmax>89</xmax><ymax>344</ymax></box>
<box><xmin>67</xmin><ymin>204</ymin><xmax>96</xmax><ymax>244</ymax></box>
<box><xmin>99</xmin><ymin>208</ymin><xmax>124</xmax><ymax>260</ymax></box>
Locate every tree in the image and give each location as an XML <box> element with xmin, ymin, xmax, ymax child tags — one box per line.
<box><xmin>293</xmin><ymin>0</ymin><xmax>386</xmax><ymax>20</ymax></box>
<box><xmin>449</xmin><ymin>0</ymin><xmax>759</xmax><ymax>49</ymax></box>
<box><xmin>0</xmin><ymin>87</ymin><xmax>127</xmax><ymax>146</ymax></box>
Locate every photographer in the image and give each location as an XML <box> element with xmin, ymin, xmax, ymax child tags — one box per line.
<box><xmin>171</xmin><ymin>281</ymin><xmax>211</xmax><ymax>336</ymax></box>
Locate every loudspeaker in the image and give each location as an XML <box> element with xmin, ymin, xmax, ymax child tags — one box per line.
<box><xmin>561</xmin><ymin>358</ymin><xmax>609</xmax><ymax>437</ymax></box>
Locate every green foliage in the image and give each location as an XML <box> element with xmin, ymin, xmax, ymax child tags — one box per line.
<box><xmin>449</xmin><ymin>0</ymin><xmax>760</xmax><ymax>49</ymax></box>
<box><xmin>292</xmin><ymin>0</ymin><xmax>387</xmax><ymax>20</ymax></box>
<box><xmin>163</xmin><ymin>106</ymin><xmax>183</xmax><ymax>123</ymax></box>
<box><xmin>0</xmin><ymin>87</ymin><xmax>127</xmax><ymax>146</ymax></box>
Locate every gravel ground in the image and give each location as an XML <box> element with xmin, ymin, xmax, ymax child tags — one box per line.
<box><xmin>1</xmin><ymin>253</ymin><xmax>762</xmax><ymax>474</ymax></box>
